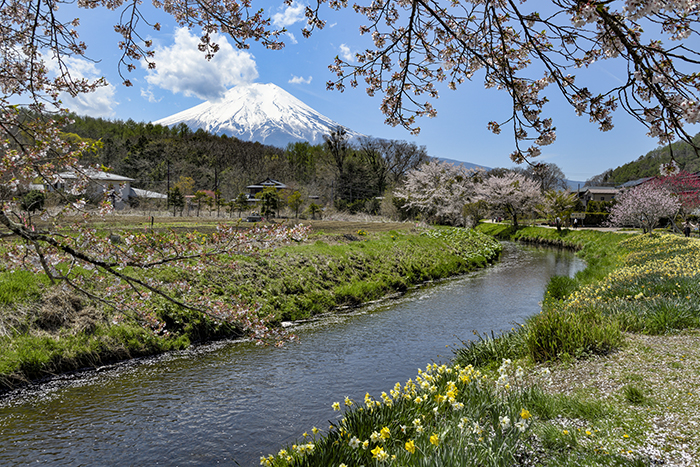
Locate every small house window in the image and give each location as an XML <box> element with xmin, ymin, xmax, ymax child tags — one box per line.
<box><xmin>600</xmin><ymin>196</ymin><xmax>605</xmax><ymax>201</ymax></box>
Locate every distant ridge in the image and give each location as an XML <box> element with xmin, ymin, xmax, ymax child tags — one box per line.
<box><xmin>437</xmin><ymin>157</ymin><xmax>584</xmax><ymax>190</ymax></box>
<box><xmin>154</xmin><ymin>83</ymin><xmax>363</xmax><ymax>147</ymax></box>
<box><xmin>435</xmin><ymin>157</ymin><xmax>491</xmax><ymax>171</ymax></box>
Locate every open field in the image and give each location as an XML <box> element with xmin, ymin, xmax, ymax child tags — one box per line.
<box><xmin>36</xmin><ymin>214</ymin><xmax>416</xmax><ymax>236</ymax></box>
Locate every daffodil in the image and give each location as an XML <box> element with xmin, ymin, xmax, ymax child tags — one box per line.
<box><xmin>430</xmin><ymin>433</ymin><xmax>440</xmax><ymax>447</ymax></box>
<box><xmin>371</xmin><ymin>446</ymin><xmax>389</xmax><ymax>461</ymax></box>
<box><xmin>499</xmin><ymin>415</ymin><xmax>511</xmax><ymax>430</ymax></box>
<box><xmin>380</xmin><ymin>426</ymin><xmax>391</xmax><ymax>440</ymax></box>
<box><xmin>332</xmin><ymin>402</ymin><xmax>341</xmax><ymax>411</ymax></box>
<box><xmin>405</xmin><ymin>439</ymin><xmax>416</xmax><ymax>454</ymax></box>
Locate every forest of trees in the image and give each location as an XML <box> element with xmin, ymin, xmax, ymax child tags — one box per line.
<box><xmin>587</xmin><ymin>132</ymin><xmax>700</xmax><ymax>186</ymax></box>
<box><xmin>61</xmin><ymin>115</ymin><xmax>428</xmax><ymax>215</ymax></box>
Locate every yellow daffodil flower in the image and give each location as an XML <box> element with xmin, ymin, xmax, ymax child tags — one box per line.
<box><xmin>405</xmin><ymin>439</ymin><xmax>416</xmax><ymax>454</ymax></box>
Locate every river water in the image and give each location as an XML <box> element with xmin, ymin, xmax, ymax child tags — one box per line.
<box><xmin>0</xmin><ymin>242</ymin><xmax>585</xmax><ymax>466</ymax></box>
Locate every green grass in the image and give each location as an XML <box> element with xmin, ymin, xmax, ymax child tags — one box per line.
<box><xmin>546</xmin><ymin>276</ymin><xmax>579</xmax><ymax>300</ymax></box>
<box><xmin>0</xmin><ymin>270</ymin><xmax>45</xmax><ymax>305</ymax></box>
<box><xmin>525</xmin><ymin>307</ymin><xmax>623</xmax><ymax>363</ymax></box>
<box><xmin>521</xmin><ymin>386</ymin><xmax>613</xmax><ymax>421</ymax></box>
<box><xmin>0</xmin><ymin>324</ymin><xmax>191</xmax><ymax>387</ymax></box>
<box><xmin>0</xmin><ymin>226</ymin><xmax>502</xmax><ymax>390</ymax></box>
<box><xmin>454</xmin><ymin>328</ymin><xmax>529</xmax><ymax>370</ymax></box>
<box><xmin>621</xmin><ymin>384</ymin><xmax>648</xmax><ymax>405</ymax></box>
<box><xmin>170</xmin><ymin>227</ymin><xmax>502</xmax><ymax>323</ymax></box>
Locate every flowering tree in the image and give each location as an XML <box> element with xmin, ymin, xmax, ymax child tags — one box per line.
<box><xmin>475</xmin><ymin>172</ymin><xmax>542</xmax><ymax>228</ymax></box>
<box><xmin>395</xmin><ymin>160</ymin><xmax>480</xmax><ymax>225</ymax></box>
<box><xmin>608</xmin><ymin>184</ymin><xmax>680</xmax><ymax>233</ymax></box>
<box><xmin>648</xmin><ymin>171</ymin><xmax>700</xmax><ymax>219</ymax></box>
<box><xmin>326</xmin><ymin>1</ymin><xmax>700</xmax><ymax>163</ymax></box>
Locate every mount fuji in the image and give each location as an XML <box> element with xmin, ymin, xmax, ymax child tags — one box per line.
<box><xmin>153</xmin><ymin>83</ymin><xmax>363</xmax><ymax>147</ymax></box>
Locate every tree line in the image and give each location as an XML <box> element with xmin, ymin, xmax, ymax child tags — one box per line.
<box><xmin>61</xmin><ymin>116</ymin><xmax>428</xmax><ymax>216</ymax></box>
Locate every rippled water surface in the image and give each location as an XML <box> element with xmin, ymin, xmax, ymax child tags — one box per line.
<box><xmin>0</xmin><ymin>242</ymin><xmax>585</xmax><ymax>466</ymax></box>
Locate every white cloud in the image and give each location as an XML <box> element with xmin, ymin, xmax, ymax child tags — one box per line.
<box><xmin>289</xmin><ymin>75</ymin><xmax>312</xmax><ymax>84</ymax></box>
<box><xmin>286</xmin><ymin>32</ymin><xmax>298</xmax><ymax>45</ymax></box>
<box><xmin>140</xmin><ymin>87</ymin><xmax>162</xmax><ymax>103</ymax></box>
<box><xmin>67</xmin><ymin>85</ymin><xmax>118</xmax><ymax>117</ymax></box>
<box><xmin>339</xmin><ymin>44</ymin><xmax>355</xmax><ymax>62</ymax></box>
<box><xmin>46</xmin><ymin>57</ymin><xmax>117</xmax><ymax>117</ymax></box>
<box><xmin>272</xmin><ymin>1</ymin><xmax>306</xmax><ymax>28</ymax></box>
<box><xmin>145</xmin><ymin>28</ymin><xmax>258</xmax><ymax>101</ymax></box>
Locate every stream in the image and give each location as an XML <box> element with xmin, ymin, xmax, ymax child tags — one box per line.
<box><xmin>0</xmin><ymin>242</ymin><xmax>585</xmax><ymax>466</ymax></box>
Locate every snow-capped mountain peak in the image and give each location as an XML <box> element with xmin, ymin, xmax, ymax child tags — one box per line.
<box><xmin>154</xmin><ymin>83</ymin><xmax>362</xmax><ymax>147</ymax></box>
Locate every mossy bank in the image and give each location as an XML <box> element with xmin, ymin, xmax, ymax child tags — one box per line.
<box><xmin>0</xmin><ymin>225</ymin><xmax>501</xmax><ymax>391</ymax></box>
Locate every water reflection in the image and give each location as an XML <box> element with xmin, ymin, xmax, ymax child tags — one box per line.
<box><xmin>0</xmin><ymin>242</ymin><xmax>585</xmax><ymax>466</ymax></box>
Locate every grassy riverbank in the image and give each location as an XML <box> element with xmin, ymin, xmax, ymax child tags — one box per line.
<box><xmin>0</xmin><ymin>224</ymin><xmax>500</xmax><ymax>391</ymax></box>
<box><xmin>264</xmin><ymin>225</ymin><xmax>700</xmax><ymax>466</ymax></box>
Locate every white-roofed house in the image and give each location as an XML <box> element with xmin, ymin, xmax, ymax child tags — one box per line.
<box><xmin>55</xmin><ymin>169</ymin><xmax>135</xmax><ymax>209</ymax></box>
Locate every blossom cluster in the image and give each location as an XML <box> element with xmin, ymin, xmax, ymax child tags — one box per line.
<box><xmin>394</xmin><ymin>160</ymin><xmax>482</xmax><ymax>226</ymax></box>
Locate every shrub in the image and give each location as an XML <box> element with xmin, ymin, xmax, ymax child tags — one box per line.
<box><xmin>525</xmin><ymin>308</ymin><xmax>623</xmax><ymax>363</ymax></box>
<box><xmin>21</xmin><ymin>190</ymin><xmax>46</xmax><ymax>213</ymax></box>
<box><xmin>545</xmin><ymin>276</ymin><xmax>578</xmax><ymax>301</ymax></box>
<box><xmin>453</xmin><ymin>329</ymin><xmax>527</xmax><ymax>369</ymax></box>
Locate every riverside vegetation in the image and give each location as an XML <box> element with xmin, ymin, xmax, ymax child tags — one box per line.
<box><xmin>263</xmin><ymin>224</ymin><xmax>700</xmax><ymax>466</ymax></box>
<box><xmin>0</xmin><ymin>223</ymin><xmax>501</xmax><ymax>391</ymax></box>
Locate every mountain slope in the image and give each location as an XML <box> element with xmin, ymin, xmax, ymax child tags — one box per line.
<box><xmin>588</xmin><ymin>131</ymin><xmax>700</xmax><ymax>185</ymax></box>
<box><xmin>154</xmin><ymin>83</ymin><xmax>362</xmax><ymax>147</ymax></box>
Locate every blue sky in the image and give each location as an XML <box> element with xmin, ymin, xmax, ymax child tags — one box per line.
<box><xmin>51</xmin><ymin>1</ymin><xmax>685</xmax><ymax>182</ymax></box>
